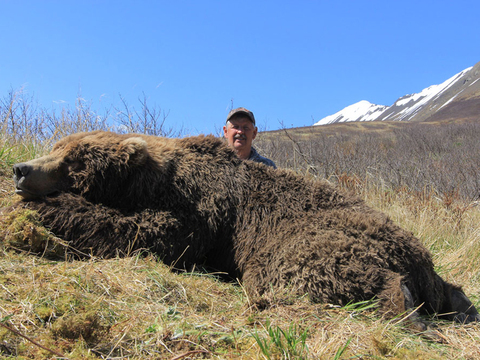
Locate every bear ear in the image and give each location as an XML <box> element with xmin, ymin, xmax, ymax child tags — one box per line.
<box><xmin>117</xmin><ymin>137</ymin><xmax>148</xmax><ymax>165</ymax></box>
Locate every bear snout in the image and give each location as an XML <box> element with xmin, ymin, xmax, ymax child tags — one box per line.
<box><xmin>13</xmin><ymin>159</ymin><xmax>62</xmax><ymax>199</ymax></box>
<box><xmin>13</xmin><ymin>163</ymin><xmax>31</xmax><ymax>178</ymax></box>
<box><xmin>13</xmin><ymin>163</ymin><xmax>34</xmax><ymax>198</ymax></box>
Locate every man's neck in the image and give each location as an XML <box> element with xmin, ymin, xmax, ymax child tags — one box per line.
<box><xmin>236</xmin><ymin>148</ymin><xmax>251</xmax><ymax>160</ymax></box>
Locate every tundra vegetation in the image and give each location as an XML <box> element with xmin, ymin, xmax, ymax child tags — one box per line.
<box><xmin>0</xmin><ymin>90</ymin><xmax>479</xmax><ymax>359</ymax></box>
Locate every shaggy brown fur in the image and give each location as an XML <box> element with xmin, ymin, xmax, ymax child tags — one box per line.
<box><xmin>11</xmin><ymin>131</ymin><xmax>480</xmax><ymax>323</ymax></box>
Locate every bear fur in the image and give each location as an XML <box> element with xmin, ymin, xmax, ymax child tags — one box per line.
<box><xmin>11</xmin><ymin>130</ymin><xmax>480</xmax><ymax>323</ymax></box>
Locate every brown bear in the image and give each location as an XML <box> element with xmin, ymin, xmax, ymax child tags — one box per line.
<box><xmin>11</xmin><ymin>130</ymin><xmax>480</xmax><ymax>324</ymax></box>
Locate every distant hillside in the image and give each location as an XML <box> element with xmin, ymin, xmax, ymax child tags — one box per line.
<box><xmin>315</xmin><ymin>61</ymin><xmax>480</xmax><ymax>125</ymax></box>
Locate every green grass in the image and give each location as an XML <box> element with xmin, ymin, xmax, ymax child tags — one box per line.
<box><xmin>252</xmin><ymin>319</ymin><xmax>309</xmax><ymax>359</ymax></box>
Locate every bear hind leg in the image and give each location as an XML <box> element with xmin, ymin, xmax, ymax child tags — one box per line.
<box><xmin>446</xmin><ymin>286</ymin><xmax>480</xmax><ymax>323</ymax></box>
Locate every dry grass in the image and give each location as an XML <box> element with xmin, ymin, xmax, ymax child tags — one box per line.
<box><xmin>1</xmin><ymin>247</ymin><xmax>479</xmax><ymax>359</ymax></box>
<box><xmin>1</xmin><ymin>179</ymin><xmax>480</xmax><ymax>359</ymax></box>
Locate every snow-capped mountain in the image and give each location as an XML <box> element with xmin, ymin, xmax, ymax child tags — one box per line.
<box><xmin>314</xmin><ymin>101</ymin><xmax>388</xmax><ymax>125</ymax></box>
<box><xmin>315</xmin><ymin>61</ymin><xmax>480</xmax><ymax>126</ymax></box>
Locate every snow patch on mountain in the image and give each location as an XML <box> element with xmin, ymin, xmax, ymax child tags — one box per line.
<box><xmin>314</xmin><ymin>66</ymin><xmax>474</xmax><ymax>126</ymax></box>
<box><xmin>314</xmin><ymin>100</ymin><xmax>388</xmax><ymax>125</ymax></box>
<box><xmin>393</xmin><ymin>67</ymin><xmax>472</xmax><ymax>120</ymax></box>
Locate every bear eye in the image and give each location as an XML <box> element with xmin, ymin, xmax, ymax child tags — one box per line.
<box><xmin>63</xmin><ymin>158</ymin><xmax>83</xmax><ymax>171</ymax></box>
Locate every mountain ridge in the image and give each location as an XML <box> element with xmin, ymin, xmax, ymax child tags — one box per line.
<box><xmin>315</xmin><ymin>61</ymin><xmax>480</xmax><ymax>126</ymax></box>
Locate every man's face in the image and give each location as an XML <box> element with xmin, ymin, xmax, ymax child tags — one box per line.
<box><xmin>223</xmin><ymin>117</ymin><xmax>257</xmax><ymax>157</ymax></box>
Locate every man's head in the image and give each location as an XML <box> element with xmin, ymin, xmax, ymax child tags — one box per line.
<box><xmin>223</xmin><ymin>107</ymin><xmax>258</xmax><ymax>160</ymax></box>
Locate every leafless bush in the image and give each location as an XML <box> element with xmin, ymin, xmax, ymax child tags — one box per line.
<box><xmin>114</xmin><ymin>93</ymin><xmax>181</xmax><ymax>137</ymax></box>
<box><xmin>0</xmin><ymin>89</ymin><xmax>180</xmax><ymax>145</ymax></box>
<box><xmin>1</xmin><ymin>89</ymin><xmax>46</xmax><ymax>143</ymax></box>
<box><xmin>256</xmin><ymin>122</ymin><xmax>480</xmax><ymax>203</ymax></box>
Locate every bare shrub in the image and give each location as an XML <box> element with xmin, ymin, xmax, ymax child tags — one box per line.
<box><xmin>114</xmin><ymin>93</ymin><xmax>181</xmax><ymax>137</ymax></box>
<box><xmin>257</xmin><ymin>122</ymin><xmax>480</xmax><ymax>204</ymax></box>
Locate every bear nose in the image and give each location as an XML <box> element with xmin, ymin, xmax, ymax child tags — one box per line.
<box><xmin>13</xmin><ymin>163</ymin><xmax>31</xmax><ymax>178</ymax></box>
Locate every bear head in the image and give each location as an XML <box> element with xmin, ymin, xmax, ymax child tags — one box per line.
<box><xmin>13</xmin><ymin>131</ymin><xmax>153</xmax><ymax>206</ymax></box>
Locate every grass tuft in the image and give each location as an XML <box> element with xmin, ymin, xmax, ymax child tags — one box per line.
<box><xmin>0</xmin><ymin>207</ymin><xmax>68</xmax><ymax>257</ymax></box>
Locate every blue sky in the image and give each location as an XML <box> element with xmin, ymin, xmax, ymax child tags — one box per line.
<box><xmin>1</xmin><ymin>0</ymin><xmax>479</xmax><ymax>135</ymax></box>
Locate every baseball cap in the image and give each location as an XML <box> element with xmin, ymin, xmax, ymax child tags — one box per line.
<box><xmin>226</xmin><ymin>107</ymin><xmax>256</xmax><ymax>125</ymax></box>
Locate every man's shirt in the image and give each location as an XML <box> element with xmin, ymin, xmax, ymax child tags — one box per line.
<box><xmin>249</xmin><ymin>147</ymin><xmax>277</xmax><ymax>169</ymax></box>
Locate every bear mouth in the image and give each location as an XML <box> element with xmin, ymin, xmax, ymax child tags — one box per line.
<box><xmin>15</xmin><ymin>186</ymin><xmax>60</xmax><ymax>200</ymax></box>
<box><xmin>15</xmin><ymin>187</ymin><xmax>39</xmax><ymax>200</ymax></box>
<box><xmin>13</xmin><ymin>176</ymin><xmax>40</xmax><ymax>199</ymax></box>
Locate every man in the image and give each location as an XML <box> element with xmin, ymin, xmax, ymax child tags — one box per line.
<box><xmin>223</xmin><ymin>107</ymin><xmax>277</xmax><ymax>169</ymax></box>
